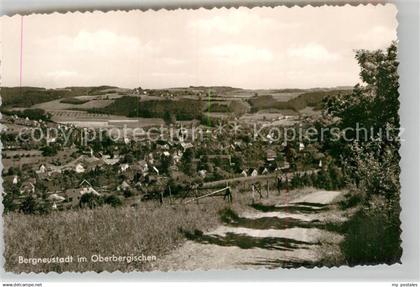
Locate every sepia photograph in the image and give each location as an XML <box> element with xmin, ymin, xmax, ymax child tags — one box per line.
<box><xmin>0</xmin><ymin>4</ymin><xmax>401</xmax><ymax>273</ymax></box>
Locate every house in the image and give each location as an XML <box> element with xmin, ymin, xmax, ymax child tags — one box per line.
<box><xmin>198</xmin><ymin>170</ymin><xmax>207</xmax><ymax>178</ymax></box>
<box><xmin>65</xmin><ymin>181</ymin><xmax>100</xmax><ymax>206</ymax></box>
<box><xmin>102</xmin><ymin>155</ymin><xmax>120</xmax><ymax>165</ymax></box>
<box><xmin>138</xmin><ymin>160</ymin><xmax>149</xmax><ymax>174</ymax></box>
<box><xmin>79</xmin><ymin>179</ymin><xmax>100</xmax><ymax>196</ymax></box>
<box><xmin>79</xmin><ymin>179</ymin><xmax>92</xmax><ymax>188</ymax></box>
<box><xmin>299</xmin><ymin>142</ymin><xmax>305</xmax><ymax>151</ymax></box>
<box><xmin>75</xmin><ymin>163</ymin><xmax>86</xmax><ymax>173</ymax></box>
<box><xmin>173</xmin><ymin>151</ymin><xmax>183</xmax><ymax>163</ymax></box>
<box><xmin>241</xmin><ymin>170</ymin><xmax>248</xmax><ymax>177</ymax></box>
<box><xmin>20</xmin><ymin>180</ymin><xmax>36</xmax><ymax>194</ymax></box>
<box><xmin>250</xmin><ymin>169</ymin><xmax>258</xmax><ymax>177</ymax></box>
<box><xmin>48</xmin><ymin>193</ymin><xmax>65</xmax><ymax>202</ymax></box>
<box><xmin>262</xmin><ymin>167</ymin><xmax>269</xmax><ymax>175</ymax></box>
<box><xmin>180</xmin><ymin>142</ymin><xmax>193</xmax><ymax>151</ymax></box>
<box><xmin>120</xmin><ymin>163</ymin><xmax>130</xmax><ymax>172</ymax></box>
<box><xmin>12</xmin><ymin>176</ymin><xmax>18</xmax><ymax>185</ymax></box>
<box><xmin>280</xmin><ymin>161</ymin><xmax>291</xmax><ymax>170</ymax></box>
<box><xmin>47</xmin><ymin>137</ymin><xmax>57</xmax><ymax>144</ymax></box>
<box><xmin>36</xmin><ymin>164</ymin><xmax>47</xmax><ymax>174</ymax></box>
<box><xmin>117</xmin><ymin>180</ymin><xmax>131</xmax><ymax>191</ymax></box>
<box><xmin>266</xmin><ymin>149</ymin><xmax>276</xmax><ymax>162</ymax></box>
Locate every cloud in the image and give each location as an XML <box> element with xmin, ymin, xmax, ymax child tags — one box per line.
<box><xmin>355</xmin><ymin>26</ymin><xmax>396</xmax><ymax>48</ymax></box>
<box><xmin>42</xmin><ymin>30</ymin><xmax>140</xmax><ymax>56</ymax></box>
<box><xmin>204</xmin><ymin>44</ymin><xmax>274</xmax><ymax>64</ymax></box>
<box><xmin>287</xmin><ymin>43</ymin><xmax>340</xmax><ymax>62</ymax></box>
<box><xmin>189</xmin><ymin>10</ymin><xmax>292</xmax><ymax>35</ymax></box>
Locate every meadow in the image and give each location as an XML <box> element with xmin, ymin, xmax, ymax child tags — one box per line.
<box><xmin>3</xmin><ymin>196</ymin><xmax>233</xmax><ymax>273</ymax></box>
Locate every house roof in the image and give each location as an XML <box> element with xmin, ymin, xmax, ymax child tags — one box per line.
<box><xmin>79</xmin><ymin>179</ymin><xmax>92</xmax><ymax>187</ymax></box>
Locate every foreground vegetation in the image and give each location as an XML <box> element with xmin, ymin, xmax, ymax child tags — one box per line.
<box><xmin>322</xmin><ymin>42</ymin><xmax>402</xmax><ymax>265</ymax></box>
<box><xmin>4</xmin><ymin>199</ymin><xmax>226</xmax><ymax>273</ymax></box>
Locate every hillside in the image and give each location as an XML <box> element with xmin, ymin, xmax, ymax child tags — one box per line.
<box><xmin>248</xmin><ymin>89</ymin><xmax>352</xmax><ymax>112</ymax></box>
<box><xmin>89</xmin><ymin>96</ymin><xmax>204</xmax><ymax>120</ymax></box>
<box><xmin>1</xmin><ymin>86</ymin><xmax>124</xmax><ymax>108</ymax></box>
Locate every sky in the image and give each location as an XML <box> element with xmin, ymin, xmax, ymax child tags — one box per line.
<box><xmin>0</xmin><ymin>5</ymin><xmax>397</xmax><ymax>89</ymax></box>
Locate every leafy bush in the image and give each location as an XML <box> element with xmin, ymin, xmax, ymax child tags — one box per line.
<box><xmin>340</xmin><ymin>199</ymin><xmax>402</xmax><ymax>265</ymax></box>
<box><xmin>104</xmin><ymin>195</ymin><xmax>122</xmax><ymax>207</ymax></box>
<box><xmin>323</xmin><ymin>43</ymin><xmax>402</xmax><ymax>265</ymax></box>
<box><xmin>1</xmin><ymin>108</ymin><xmax>50</xmax><ymax>121</ymax></box>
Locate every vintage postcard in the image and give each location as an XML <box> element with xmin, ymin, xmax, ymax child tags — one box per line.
<box><xmin>0</xmin><ymin>4</ymin><xmax>400</xmax><ymax>273</ymax></box>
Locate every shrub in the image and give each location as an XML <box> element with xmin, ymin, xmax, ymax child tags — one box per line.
<box><xmin>340</xmin><ymin>199</ymin><xmax>401</xmax><ymax>265</ymax></box>
<box><xmin>104</xmin><ymin>195</ymin><xmax>122</xmax><ymax>207</ymax></box>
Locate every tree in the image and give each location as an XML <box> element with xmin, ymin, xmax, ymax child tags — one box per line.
<box><xmin>323</xmin><ymin>43</ymin><xmax>401</xmax><ymax>265</ymax></box>
<box><xmin>3</xmin><ymin>194</ymin><xmax>17</xmax><ymax>213</ymax></box>
<box><xmin>159</xmin><ymin>154</ymin><xmax>171</xmax><ymax>175</ymax></box>
<box><xmin>324</xmin><ymin>42</ymin><xmax>400</xmax><ymax>199</ymax></box>
<box><xmin>79</xmin><ymin>193</ymin><xmax>103</xmax><ymax>209</ymax></box>
<box><xmin>163</xmin><ymin>110</ymin><xmax>176</xmax><ymax>125</ymax></box>
<box><xmin>104</xmin><ymin>195</ymin><xmax>122</xmax><ymax>207</ymax></box>
<box><xmin>41</xmin><ymin>145</ymin><xmax>58</xmax><ymax>157</ymax></box>
<box><xmin>20</xmin><ymin>196</ymin><xmax>37</xmax><ymax>214</ymax></box>
<box><xmin>181</xmin><ymin>148</ymin><xmax>194</xmax><ymax>175</ymax></box>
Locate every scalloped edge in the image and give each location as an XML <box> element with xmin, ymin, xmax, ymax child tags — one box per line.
<box><xmin>0</xmin><ymin>1</ymin><xmax>402</xmax><ymax>276</ymax></box>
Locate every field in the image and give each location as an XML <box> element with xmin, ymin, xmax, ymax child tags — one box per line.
<box><xmin>3</xmin><ymin>195</ymin><xmax>232</xmax><ymax>272</ymax></box>
<box><xmin>2</xmin><ymin>148</ymin><xmax>77</xmax><ymax>168</ymax></box>
<box><xmin>1</xmin><ymin>85</ymin><xmax>351</xmax><ymax>129</ymax></box>
<box><xmin>48</xmin><ymin>110</ymin><xmax>164</xmax><ymax>129</ymax></box>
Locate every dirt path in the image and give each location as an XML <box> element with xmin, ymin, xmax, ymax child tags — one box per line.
<box><xmin>152</xmin><ymin>189</ymin><xmax>345</xmax><ymax>271</ymax></box>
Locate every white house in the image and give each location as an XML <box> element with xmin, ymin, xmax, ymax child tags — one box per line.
<box><xmin>299</xmin><ymin>142</ymin><xmax>305</xmax><ymax>151</ymax></box>
<box><xmin>48</xmin><ymin>193</ymin><xmax>65</xmax><ymax>202</ymax></box>
<box><xmin>198</xmin><ymin>170</ymin><xmax>207</xmax><ymax>178</ymax></box>
<box><xmin>20</xmin><ymin>182</ymin><xmax>35</xmax><ymax>194</ymax></box>
<box><xmin>117</xmin><ymin>180</ymin><xmax>131</xmax><ymax>191</ymax></box>
<box><xmin>75</xmin><ymin>163</ymin><xmax>86</xmax><ymax>173</ymax></box>
<box><xmin>251</xmin><ymin>169</ymin><xmax>258</xmax><ymax>177</ymax></box>
<box><xmin>37</xmin><ymin>164</ymin><xmax>47</xmax><ymax>174</ymax></box>
<box><xmin>120</xmin><ymin>163</ymin><xmax>130</xmax><ymax>172</ymax></box>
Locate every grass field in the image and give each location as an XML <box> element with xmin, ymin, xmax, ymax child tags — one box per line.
<box><xmin>3</xmin><ymin>197</ymin><xmax>231</xmax><ymax>273</ymax></box>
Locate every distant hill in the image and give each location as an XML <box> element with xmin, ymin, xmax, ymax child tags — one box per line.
<box><xmin>89</xmin><ymin>96</ymin><xmax>204</xmax><ymax>120</ymax></box>
<box><xmin>1</xmin><ymin>87</ymin><xmax>74</xmax><ymax>108</ymax></box>
<box><xmin>1</xmin><ymin>86</ymin><xmax>122</xmax><ymax>108</ymax></box>
<box><xmin>248</xmin><ymin>89</ymin><xmax>352</xmax><ymax>112</ymax></box>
